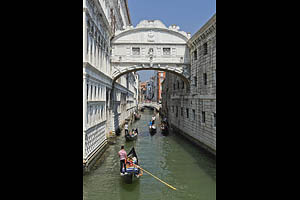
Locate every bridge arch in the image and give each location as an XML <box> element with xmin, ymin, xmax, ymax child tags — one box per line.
<box><xmin>112</xmin><ymin>65</ymin><xmax>190</xmax><ymax>88</ymax></box>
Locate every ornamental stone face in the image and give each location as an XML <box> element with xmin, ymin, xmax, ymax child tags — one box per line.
<box><xmin>147</xmin><ymin>30</ymin><xmax>155</xmax><ymax>42</ymax></box>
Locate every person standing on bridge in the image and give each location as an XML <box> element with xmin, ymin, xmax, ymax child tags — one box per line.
<box><xmin>118</xmin><ymin>146</ymin><xmax>127</xmax><ymax>175</ymax></box>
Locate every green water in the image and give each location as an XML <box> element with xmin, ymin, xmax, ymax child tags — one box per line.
<box><xmin>83</xmin><ymin>109</ymin><xmax>216</xmax><ymax>200</ymax></box>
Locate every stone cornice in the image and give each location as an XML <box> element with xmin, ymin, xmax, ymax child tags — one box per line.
<box><xmin>83</xmin><ymin>61</ymin><xmax>136</xmax><ymax>94</ymax></box>
<box><xmin>111</xmin><ymin>62</ymin><xmax>191</xmax><ymax>66</ymax></box>
<box><xmin>112</xmin><ymin>42</ymin><xmax>187</xmax><ymax>45</ymax></box>
<box><xmin>112</xmin><ymin>27</ymin><xmax>190</xmax><ymax>43</ymax></box>
<box><xmin>83</xmin><ymin>62</ymin><xmax>112</xmax><ymax>87</ymax></box>
<box><xmin>171</xmin><ymin>94</ymin><xmax>216</xmax><ymax>100</ymax></box>
<box><xmin>188</xmin><ymin>13</ymin><xmax>216</xmax><ymax>48</ymax></box>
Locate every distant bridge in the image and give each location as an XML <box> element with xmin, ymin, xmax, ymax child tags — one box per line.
<box><xmin>138</xmin><ymin>102</ymin><xmax>161</xmax><ymax>111</ymax></box>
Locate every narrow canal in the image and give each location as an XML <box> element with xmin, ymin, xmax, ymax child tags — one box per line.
<box><xmin>83</xmin><ymin>109</ymin><xmax>216</xmax><ymax>200</ymax></box>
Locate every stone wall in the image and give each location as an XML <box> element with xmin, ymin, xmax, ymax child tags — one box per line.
<box><xmin>162</xmin><ymin>14</ymin><xmax>216</xmax><ymax>154</ymax></box>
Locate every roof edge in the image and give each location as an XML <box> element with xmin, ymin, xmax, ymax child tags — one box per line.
<box><xmin>189</xmin><ymin>13</ymin><xmax>216</xmax><ymax>43</ymax></box>
<box><xmin>125</xmin><ymin>0</ymin><xmax>132</xmax><ymax>25</ymax></box>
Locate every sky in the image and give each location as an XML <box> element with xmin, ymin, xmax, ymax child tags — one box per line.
<box><xmin>127</xmin><ymin>0</ymin><xmax>216</xmax><ymax>82</ymax></box>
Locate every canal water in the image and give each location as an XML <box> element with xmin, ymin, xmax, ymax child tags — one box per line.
<box><xmin>83</xmin><ymin>109</ymin><xmax>216</xmax><ymax>200</ymax></box>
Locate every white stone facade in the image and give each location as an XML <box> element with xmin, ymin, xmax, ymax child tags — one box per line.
<box><xmin>111</xmin><ymin>20</ymin><xmax>191</xmax><ymax>82</ymax></box>
<box><xmin>83</xmin><ymin>0</ymin><xmax>138</xmax><ymax>166</ymax></box>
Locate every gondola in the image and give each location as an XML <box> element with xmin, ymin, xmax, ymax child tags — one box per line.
<box><xmin>125</xmin><ymin>130</ymin><xmax>138</xmax><ymax>141</ymax></box>
<box><xmin>121</xmin><ymin>147</ymin><xmax>142</xmax><ymax>183</ymax></box>
<box><xmin>160</xmin><ymin>123</ymin><xmax>169</xmax><ymax>135</ymax></box>
<box><xmin>134</xmin><ymin>113</ymin><xmax>141</xmax><ymax>120</ymax></box>
<box><xmin>149</xmin><ymin>125</ymin><xmax>156</xmax><ymax>135</ymax></box>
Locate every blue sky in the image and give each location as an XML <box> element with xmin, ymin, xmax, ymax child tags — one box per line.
<box><xmin>127</xmin><ymin>0</ymin><xmax>216</xmax><ymax>82</ymax></box>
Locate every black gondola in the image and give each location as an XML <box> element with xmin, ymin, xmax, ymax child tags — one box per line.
<box><xmin>134</xmin><ymin>113</ymin><xmax>141</xmax><ymax>120</ymax></box>
<box><xmin>125</xmin><ymin>130</ymin><xmax>138</xmax><ymax>141</ymax></box>
<box><xmin>160</xmin><ymin>123</ymin><xmax>169</xmax><ymax>135</ymax></box>
<box><xmin>121</xmin><ymin>147</ymin><xmax>142</xmax><ymax>183</ymax></box>
<box><xmin>149</xmin><ymin>125</ymin><xmax>156</xmax><ymax>135</ymax></box>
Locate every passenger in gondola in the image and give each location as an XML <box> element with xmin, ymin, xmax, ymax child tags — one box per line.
<box><xmin>149</xmin><ymin>121</ymin><xmax>153</xmax><ymax>127</ymax></box>
<box><xmin>135</xmin><ymin>128</ymin><xmax>138</xmax><ymax>134</ymax></box>
<box><xmin>130</xmin><ymin>129</ymin><xmax>135</xmax><ymax>136</ymax></box>
<box><xmin>118</xmin><ymin>146</ymin><xmax>127</xmax><ymax>175</ymax></box>
<box><xmin>163</xmin><ymin>117</ymin><xmax>167</xmax><ymax>123</ymax></box>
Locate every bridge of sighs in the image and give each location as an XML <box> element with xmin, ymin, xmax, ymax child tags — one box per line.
<box><xmin>111</xmin><ymin>20</ymin><xmax>191</xmax><ymax>85</ymax></box>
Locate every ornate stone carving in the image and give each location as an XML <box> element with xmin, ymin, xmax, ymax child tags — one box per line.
<box><xmin>147</xmin><ymin>30</ymin><xmax>155</xmax><ymax>42</ymax></box>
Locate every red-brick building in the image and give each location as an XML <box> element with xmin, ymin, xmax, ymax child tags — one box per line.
<box><xmin>157</xmin><ymin>71</ymin><xmax>166</xmax><ymax>102</ymax></box>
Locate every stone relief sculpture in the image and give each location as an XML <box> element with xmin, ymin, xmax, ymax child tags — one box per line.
<box><xmin>147</xmin><ymin>30</ymin><xmax>155</xmax><ymax>42</ymax></box>
<box><xmin>148</xmin><ymin>48</ymin><xmax>154</xmax><ymax>55</ymax></box>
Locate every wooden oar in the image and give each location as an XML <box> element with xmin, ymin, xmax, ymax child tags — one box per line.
<box><xmin>134</xmin><ymin>164</ymin><xmax>177</xmax><ymax>191</ymax></box>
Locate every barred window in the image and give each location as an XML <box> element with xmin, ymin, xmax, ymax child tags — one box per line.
<box><xmin>203</xmin><ymin>42</ymin><xmax>208</xmax><ymax>55</ymax></box>
<box><xmin>194</xmin><ymin>50</ymin><xmax>197</xmax><ymax>60</ymax></box>
<box><xmin>203</xmin><ymin>73</ymin><xmax>207</xmax><ymax>85</ymax></box>
<box><xmin>163</xmin><ymin>48</ymin><xmax>171</xmax><ymax>55</ymax></box>
<box><xmin>193</xmin><ymin>109</ymin><xmax>196</xmax><ymax>120</ymax></box>
<box><xmin>213</xmin><ymin>113</ymin><xmax>216</xmax><ymax>127</ymax></box>
<box><xmin>132</xmin><ymin>47</ymin><xmax>140</xmax><ymax>55</ymax></box>
<box><xmin>194</xmin><ymin>76</ymin><xmax>197</xmax><ymax>86</ymax></box>
<box><xmin>202</xmin><ymin>111</ymin><xmax>206</xmax><ymax>123</ymax></box>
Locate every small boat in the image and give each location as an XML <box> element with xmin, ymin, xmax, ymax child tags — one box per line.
<box><xmin>149</xmin><ymin>125</ymin><xmax>156</xmax><ymax>135</ymax></box>
<box><xmin>160</xmin><ymin>123</ymin><xmax>169</xmax><ymax>135</ymax></box>
<box><xmin>121</xmin><ymin>147</ymin><xmax>142</xmax><ymax>183</ymax></box>
<box><xmin>125</xmin><ymin>130</ymin><xmax>138</xmax><ymax>141</ymax></box>
<box><xmin>134</xmin><ymin>113</ymin><xmax>141</xmax><ymax>120</ymax></box>
<box><xmin>115</xmin><ymin>127</ymin><xmax>121</xmax><ymax>136</ymax></box>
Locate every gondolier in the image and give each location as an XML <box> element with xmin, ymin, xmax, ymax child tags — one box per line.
<box><xmin>124</xmin><ymin>122</ymin><xmax>129</xmax><ymax>135</ymax></box>
<box><xmin>125</xmin><ymin>128</ymin><xmax>138</xmax><ymax>141</ymax></box>
<box><xmin>152</xmin><ymin>115</ymin><xmax>156</xmax><ymax>124</ymax></box>
<box><xmin>118</xmin><ymin>146</ymin><xmax>127</xmax><ymax>175</ymax></box>
<box><xmin>121</xmin><ymin>147</ymin><xmax>142</xmax><ymax>183</ymax></box>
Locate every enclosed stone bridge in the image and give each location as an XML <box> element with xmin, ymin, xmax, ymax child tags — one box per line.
<box><xmin>111</xmin><ymin>20</ymin><xmax>191</xmax><ymax>85</ymax></box>
<box><xmin>139</xmin><ymin>102</ymin><xmax>161</xmax><ymax>111</ymax></box>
